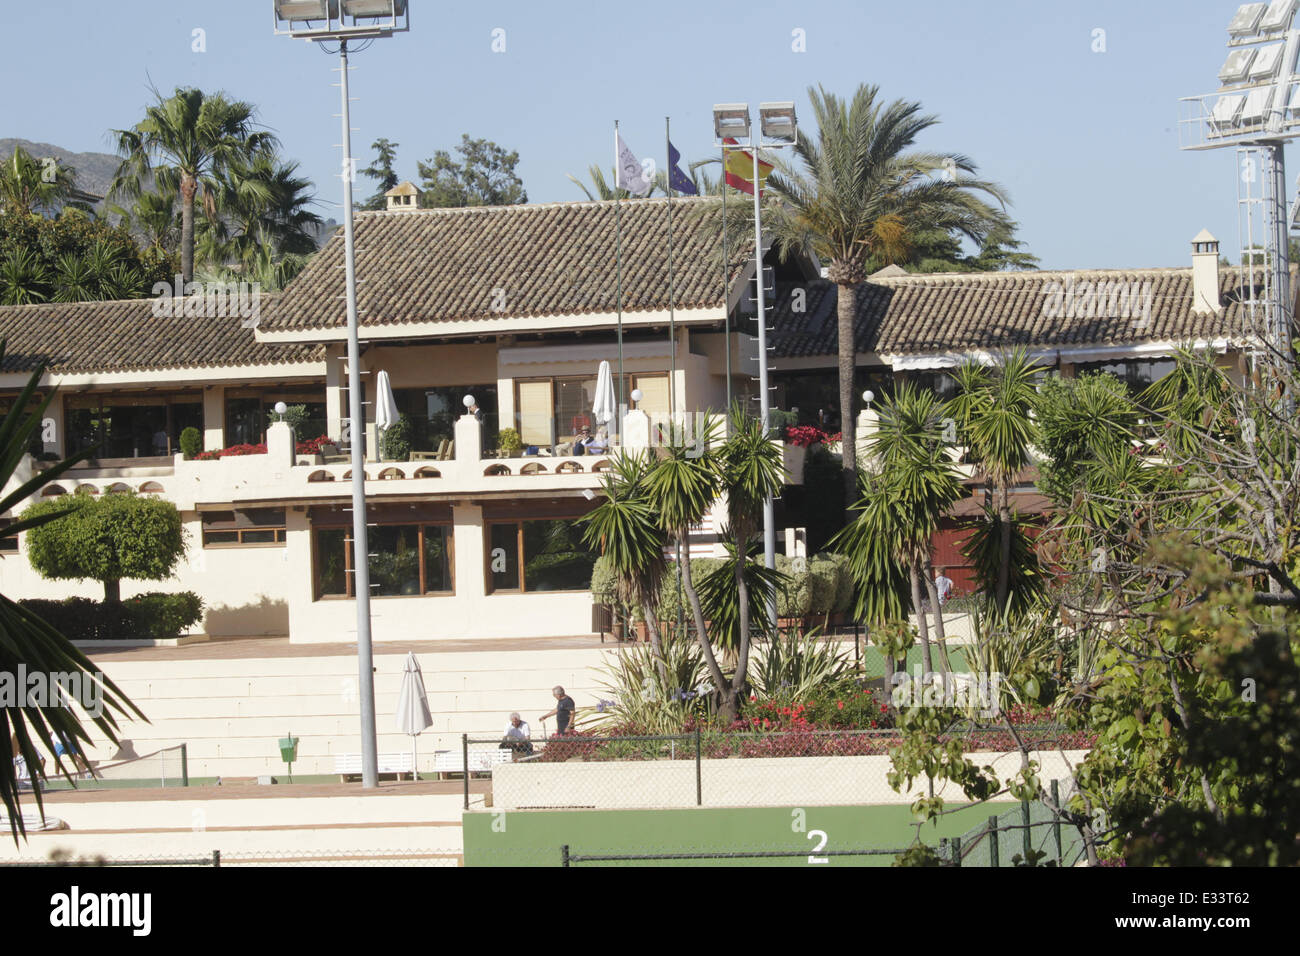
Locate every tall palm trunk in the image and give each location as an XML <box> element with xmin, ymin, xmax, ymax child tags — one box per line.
<box><xmin>909</xmin><ymin>564</ymin><xmax>934</xmax><ymax>677</ymax></box>
<box><xmin>678</xmin><ymin>535</ymin><xmax>729</xmax><ymax>714</ymax></box>
<box><xmin>996</xmin><ymin>479</ymin><xmax>1011</xmax><ymax>612</ymax></box>
<box><xmin>179</xmin><ymin>173</ymin><xmax>197</xmax><ymax>283</ymax></box>
<box><xmin>730</xmin><ymin>535</ymin><xmax>753</xmax><ymax>720</ymax></box>
<box><xmin>922</xmin><ymin>557</ymin><xmax>953</xmax><ymax>679</ymax></box>
<box><xmin>642</xmin><ymin>601</ymin><xmax>667</xmax><ymax>684</ymax></box>
<box><xmin>836</xmin><ymin>279</ymin><xmax>859</xmax><ymax>507</ymax></box>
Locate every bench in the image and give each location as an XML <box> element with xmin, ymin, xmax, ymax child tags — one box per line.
<box><xmin>433</xmin><ymin>748</ymin><xmax>513</xmax><ymax>779</ymax></box>
<box><xmin>334</xmin><ymin>751</ymin><xmax>415</xmax><ymax>782</ymax></box>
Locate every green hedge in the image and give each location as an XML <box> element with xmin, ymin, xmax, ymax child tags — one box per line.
<box><xmin>19</xmin><ymin>591</ymin><xmax>204</xmax><ymax>641</ymax></box>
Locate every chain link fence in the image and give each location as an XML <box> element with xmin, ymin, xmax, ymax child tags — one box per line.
<box><xmin>945</xmin><ymin>780</ymin><xmax>1088</xmax><ymax>867</ymax></box>
<box><xmin>0</xmin><ymin>847</ymin><xmax>461</xmax><ymax>867</ymax></box>
<box><xmin>462</xmin><ymin>726</ymin><xmax>1090</xmax><ymax>810</ymax></box>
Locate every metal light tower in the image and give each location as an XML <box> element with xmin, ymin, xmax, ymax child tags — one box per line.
<box><xmin>1180</xmin><ymin>1</ymin><xmax>1300</xmax><ymax>368</ymax></box>
<box><xmin>273</xmin><ymin>0</ymin><xmax>410</xmax><ymax>789</ymax></box>
<box><xmin>713</xmin><ymin>101</ymin><xmax>797</xmax><ymax>631</ymax></box>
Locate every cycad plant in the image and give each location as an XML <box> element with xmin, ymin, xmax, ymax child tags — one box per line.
<box><xmin>0</xmin><ymin>341</ymin><xmax>143</xmax><ymax>840</ymax></box>
<box><xmin>835</xmin><ymin>383</ymin><xmax>963</xmax><ymax>676</ymax></box>
<box><xmin>581</xmin><ymin>451</ymin><xmax>669</xmax><ymax>675</ymax></box>
<box><xmin>945</xmin><ymin>347</ymin><xmax>1041</xmax><ymax>612</ymax></box>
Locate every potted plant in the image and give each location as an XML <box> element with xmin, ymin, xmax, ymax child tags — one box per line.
<box><xmin>179</xmin><ymin>427</ymin><xmax>202</xmax><ymax>460</ymax></box>
<box><xmin>497</xmin><ymin>427</ymin><xmax>523</xmax><ymax>458</ymax></box>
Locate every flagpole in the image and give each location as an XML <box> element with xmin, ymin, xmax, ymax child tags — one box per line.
<box><xmin>721</xmin><ymin>141</ymin><xmax>731</xmax><ymax>413</ymax></box>
<box><xmin>614</xmin><ymin>120</ymin><xmax>625</xmax><ymax>422</ymax></box>
<box><xmin>666</xmin><ymin>116</ymin><xmax>676</xmax><ymax>420</ymax></box>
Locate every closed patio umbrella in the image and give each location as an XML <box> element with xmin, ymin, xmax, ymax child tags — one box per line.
<box><xmin>592</xmin><ymin>360</ymin><xmax>616</xmax><ymax>426</ymax></box>
<box><xmin>375</xmin><ymin>370</ymin><xmax>401</xmax><ymax>458</ymax></box>
<box><xmin>395</xmin><ymin>652</ymin><xmax>432</xmax><ymax>779</ymax></box>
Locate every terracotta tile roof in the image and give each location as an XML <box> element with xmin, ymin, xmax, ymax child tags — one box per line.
<box><xmin>0</xmin><ymin>296</ymin><xmax>325</xmax><ymax>375</ymax></box>
<box><xmin>260</xmin><ymin>198</ymin><xmax>746</xmax><ymax>334</ymax></box>
<box><xmin>770</xmin><ymin>267</ymin><xmax>1277</xmax><ymax>359</ymax></box>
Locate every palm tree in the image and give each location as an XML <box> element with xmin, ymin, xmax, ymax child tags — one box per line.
<box><xmin>762</xmin><ymin>84</ymin><xmax>1010</xmax><ymax>506</ymax></box>
<box><xmin>110</xmin><ymin>189</ymin><xmax>180</xmax><ymax>256</ymax></box>
<box><xmin>644</xmin><ymin>418</ymin><xmax>728</xmax><ymax>710</ymax></box>
<box><xmin>0</xmin><ymin>340</ymin><xmax>143</xmax><ymax>839</ymax></box>
<box><xmin>714</xmin><ymin>404</ymin><xmax>786</xmax><ymax>717</ymax></box>
<box><xmin>0</xmin><ymin>146</ymin><xmax>77</xmax><ymax>216</ymax></box>
<box><xmin>198</xmin><ymin>154</ymin><xmax>322</xmax><ymax>272</ymax></box>
<box><xmin>0</xmin><ymin>249</ymin><xmax>50</xmax><ymax>305</ymax></box>
<box><xmin>945</xmin><ymin>348</ymin><xmax>1041</xmax><ymax>612</ymax></box>
<box><xmin>836</xmin><ymin>384</ymin><xmax>963</xmax><ymax>677</ymax></box>
<box><xmin>110</xmin><ymin>87</ymin><xmax>277</xmax><ymax>283</ymax></box>
<box><xmin>581</xmin><ymin>451</ymin><xmax>670</xmax><ymax>676</ymax></box>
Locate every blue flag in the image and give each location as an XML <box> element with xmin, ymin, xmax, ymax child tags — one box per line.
<box><xmin>668</xmin><ymin>141</ymin><xmax>698</xmax><ymax>196</ymax></box>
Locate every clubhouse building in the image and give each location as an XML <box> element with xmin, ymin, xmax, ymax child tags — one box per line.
<box><xmin>0</xmin><ymin>193</ymin><xmax>1262</xmax><ymax>642</ymax></box>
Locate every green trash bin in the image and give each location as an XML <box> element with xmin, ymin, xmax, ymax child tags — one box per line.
<box><xmin>278</xmin><ymin>734</ymin><xmax>299</xmax><ymax>780</ymax></box>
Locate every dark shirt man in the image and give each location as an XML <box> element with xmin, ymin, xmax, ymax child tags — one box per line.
<box><xmin>540</xmin><ymin>685</ymin><xmax>577</xmax><ymax>735</ymax></box>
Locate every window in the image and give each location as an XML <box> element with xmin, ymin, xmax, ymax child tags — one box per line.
<box><xmin>225</xmin><ymin>388</ymin><xmax>327</xmax><ymax>447</ymax></box>
<box><xmin>487</xmin><ymin>518</ymin><xmax>598</xmax><ymax>593</ymax></box>
<box><xmin>0</xmin><ymin>517</ymin><xmax>16</xmax><ymax>553</ymax></box>
<box><xmin>202</xmin><ymin>508</ymin><xmax>287</xmax><ymax>547</ymax></box>
<box><xmin>65</xmin><ymin>392</ymin><xmax>202</xmax><ymax>460</ymax></box>
<box><xmin>312</xmin><ymin>523</ymin><xmax>454</xmax><ymax>599</ymax></box>
<box><xmin>392</xmin><ymin>385</ymin><xmax>498</xmax><ymax>453</ymax></box>
<box><xmin>1074</xmin><ymin>358</ymin><xmax>1176</xmax><ymax>394</ymax></box>
<box><xmin>515</xmin><ymin>373</ymin><xmax>669</xmax><ymax>447</ymax></box>
<box><xmin>0</xmin><ymin>396</ymin><xmax>47</xmax><ymax>458</ymax></box>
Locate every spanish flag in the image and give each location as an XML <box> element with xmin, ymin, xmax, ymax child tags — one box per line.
<box><xmin>723</xmin><ymin>137</ymin><xmax>773</xmax><ymax>195</ymax></box>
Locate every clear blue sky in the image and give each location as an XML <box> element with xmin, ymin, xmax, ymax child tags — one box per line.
<box><xmin>0</xmin><ymin>1</ymin><xmax>1282</xmax><ymax>269</ymax></box>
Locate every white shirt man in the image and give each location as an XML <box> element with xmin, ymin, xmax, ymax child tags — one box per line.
<box><xmin>935</xmin><ymin>568</ymin><xmax>954</xmax><ymax>606</ymax></box>
<box><xmin>503</xmin><ymin>713</ymin><xmax>530</xmax><ymax>741</ymax></box>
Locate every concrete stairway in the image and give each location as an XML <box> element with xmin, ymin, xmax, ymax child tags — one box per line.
<box><xmin>73</xmin><ymin>644</ymin><xmax>617</xmax><ymax>779</ymax></box>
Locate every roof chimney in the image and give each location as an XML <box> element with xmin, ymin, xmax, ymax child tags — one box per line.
<box><xmin>1191</xmin><ymin>228</ymin><xmax>1221</xmax><ymax>314</ymax></box>
<box><xmin>384</xmin><ymin>181</ymin><xmax>420</xmax><ymax>212</ymax></box>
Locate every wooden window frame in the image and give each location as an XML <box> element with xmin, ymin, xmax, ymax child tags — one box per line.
<box><xmin>311</xmin><ymin>522</ymin><xmax>455</xmax><ymax>600</ymax></box>
<box><xmin>484</xmin><ymin>515</ymin><xmax>597</xmax><ymax>595</ymax></box>
<box><xmin>201</xmin><ymin>508</ymin><xmax>288</xmax><ymax>549</ymax></box>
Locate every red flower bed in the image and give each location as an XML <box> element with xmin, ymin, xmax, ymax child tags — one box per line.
<box><xmin>783</xmin><ymin>425</ymin><xmax>842</xmax><ymax>447</ymax></box>
<box><xmin>193</xmin><ymin>435</ymin><xmax>333</xmax><ymax>460</ymax></box>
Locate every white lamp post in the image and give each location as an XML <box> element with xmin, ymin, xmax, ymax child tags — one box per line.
<box><xmin>272</xmin><ymin>0</ymin><xmax>410</xmax><ymax>790</ymax></box>
<box><xmin>713</xmin><ymin>100</ymin><xmax>797</xmax><ymax>631</ymax></box>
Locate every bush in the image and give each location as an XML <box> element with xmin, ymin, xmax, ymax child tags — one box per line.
<box><xmin>179</xmin><ymin>427</ymin><xmax>202</xmax><ymax>460</ymax></box>
<box><xmin>19</xmin><ymin>591</ymin><xmax>203</xmax><ymax>641</ymax></box>
<box><xmin>497</xmin><ymin>428</ymin><xmax>522</xmax><ymax>456</ymax></box>
<box><xmin>379</xmin><ymin>415</ymin><xmax>412</xmax><ymax>462</ymax></box>
<box><xmin>774</xmin><ymin>554</ymin><xmax>812</xmax><ymax>618</ymax></box>
<box><xmin>267</xmin><ymin>403</ymin><xmax>308</xmax><ymax>436</ymax></box>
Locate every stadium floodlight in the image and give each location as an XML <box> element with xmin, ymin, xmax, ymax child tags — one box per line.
<box><xmin>272</xmin><ymin>1</ymin><xmax>410</xmax><ymax>791</ymax></box>
<box><xmin>1230</xmin><ymin>2</ymin><xmax>1268</xmax><ymax>37</ymax></box>
<box><xmin>273</xmin><ymin>0</ymin><xmax>408</xmax><ymax>38</ymax></box>
<box><xmin>1250</xmin><ymin>42</ymin><xmax>1286</xmax><ymax>78</ymax></box>
<box><xmin>1210</xmin><ymin>93</ymin><xmax>1248</xmax><ymax>131</ymax></box>
<box><xmin>759</xmin><ymin>102</ymin><xmax>798</xmax><ymax>143</ymax></box>
<box><xmin>1221</xmin><ymin>47</ymin><xmax>1258</xmax><ymax>83</ymax></box>
<box><xmin>1242</xmin><ymin>86</ymin><xmax>1274</xmax><ymax>124</ymax></box>
<box><xmin>712</xmin><ymin>104</ymin><xmax>751</xmax><ymax>141</ymax></box>
<box><xmin>1261</xmin><ymin>0</ymin><xmax>1299</xmax><ymax>33</ymax></box>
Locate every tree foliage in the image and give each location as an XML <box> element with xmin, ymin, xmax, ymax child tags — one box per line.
<box><xmin>23</xmin><ymin>493</ymin><xmax>186</xmax><ymax>603</ymax></box>
<box><xmin>418</xmin><ymin>135</ymin><xmax>527</xmax><ymax>208</ymax></box>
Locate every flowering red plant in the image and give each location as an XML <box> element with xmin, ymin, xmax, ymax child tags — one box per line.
<box><xmin>783</xmin><ymin>425</ymin><xmax>839</xmax><ymax>447</ymax></box>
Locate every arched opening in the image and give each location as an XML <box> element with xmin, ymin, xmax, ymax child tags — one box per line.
<box><xmin>555</xmin><ymin>460</ymin><xmax>583</xmax><ymax>474</ymax></box>
<box><xmin>307</xmin><ymin>470</ymin><xmax>334</xmax><ymax>483</ymax></box>
<box><xmin>138</xmin><ymin>481</ymin><xmax>165</xmax><ymax>494</ymax></box>
<box><xmin>413</xmin><ymin>466</ymin><xmax>441</xmax><ymax>479</ymax></box>
<box><xmin>483</xmin><ymin>464</ymin><xmax>511</xmax><ymax>477</ymax></box>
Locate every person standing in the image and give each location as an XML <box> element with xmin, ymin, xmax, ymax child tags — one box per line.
<box><xmin>934</xmin><ymin>567</ymin><xmax>954</xmax><ymax>606</ymax></box>
<box><xmin>539</xmin><ymin>686</ymin><xmax>576</xmax><ymax>735</ymax></box>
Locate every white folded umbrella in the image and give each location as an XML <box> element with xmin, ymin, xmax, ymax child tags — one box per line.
<box><xmin>395</xmin><ymin>651</ymin><xmax>433</xmax><ymax>778</ymax></box>
<box><xmin>376</xmin><ymin>370</ymin><xmax>401</xmax><ymax>432</ymax></box>
<box><xmin>592</xmin><ymin>360</ymin><xmax>616</xmax><ymax>426</ymax></box>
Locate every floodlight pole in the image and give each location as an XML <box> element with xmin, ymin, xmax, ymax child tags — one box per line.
<box><xmin>1265</xmin><ymin>145</ymin><xmax>1294</xmax><ymax>362</ymax></box>
<box><xmin>751</xmin><ymin>145</ymin><xmax>778</xmax><ymax>631</ymax></box>
<box><xmin>338</xmin><ymin>38</ymin><xmax>379</xmax><ymax>790</ymax></box>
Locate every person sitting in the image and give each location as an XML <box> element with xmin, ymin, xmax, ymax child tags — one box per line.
<box><xmin>572</xmin><ymin>426</ymin><xmax>592</xmax><ymax>456</ymax></box>
<box><xmin>499</xmin><ymin>713</ymin><xmax>533</xmax><ymax>755</ymax></box>
<box><xmin>584</xmin><ymin>426</ymin><xmax>609</xmax><ymax>454</ymax></box>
